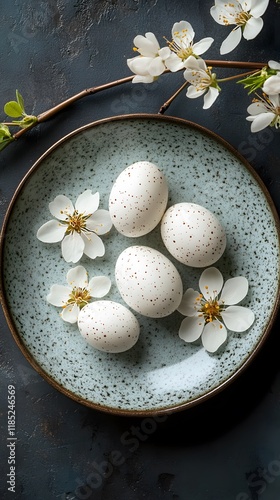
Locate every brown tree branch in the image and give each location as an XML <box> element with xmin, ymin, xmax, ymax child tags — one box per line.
<box><xmin>5</xmin><ymin>60</ymin><xmax>267</xmax><ymax>145</ymax></box>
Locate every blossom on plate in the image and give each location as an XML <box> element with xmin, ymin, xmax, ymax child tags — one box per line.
<box><xmin>210</xmin><ymin>0</ymin><xmax>269</xmax><ymax>55</ymax></box>
<box><xmin>47</xmin><ymin>265</ymin><xmax>111</xmax><ymax>323</ymax></box>
<box><xmin>127</xmin><ymin>32</ymin><xmax>171</xmax><ymax>83</ymax></box>
<box><xmin>164</xmin><ymin>20</ymin><xmax>214</xmax><ymax>72</ymax></box>
<box><xmin>183</xmin><ymin>56</ymin><xmax>220</xmax><ymax>109</ymax></box>
<box><xmin>246</xmin><ymin>93</ymin><xmax>280</xmax><ymax>132</ymax></box>
<box><xmin>37</xmin><ymin>190</ymin><xmax>112</xmax><ymax>263</ymax></box>
<box><xmin>177</xmin><ymin>267</ymin><xmax>255</xmax><ymax>353</ymax></box>
<box><xmin>262</xmin><ymin>61</ymin><xmax>280</xmax><ymax>95</ymax></box>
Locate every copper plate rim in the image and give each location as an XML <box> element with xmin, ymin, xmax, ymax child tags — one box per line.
<box><xmin>1</xmin><ymin>113</ymin><xmax>280</xmax><ymax>417</ymax></box>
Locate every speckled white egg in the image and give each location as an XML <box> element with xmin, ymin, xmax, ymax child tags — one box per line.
<box><xmin>161</xmin><ymin>202</ymin><xmax>227</xmax><ymax>268</ymax></box>
<box><xmin>115</xmin><ymin>245</ymin><xmax>183</xmax><ymax>318</ymax></box>
<box><xmin>109</xmin><ymin>161</ymin><xmax>168</xmax><ymax>237</ymax></box>
<box><xmin>77</xmin><ymin>300</ymin><xmax>140</xmax><ymax>353</ymax></box>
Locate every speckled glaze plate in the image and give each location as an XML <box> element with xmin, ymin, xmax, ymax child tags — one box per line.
<box><xmin>1</xmin><ymin>114</ymin><xmax>280</xmax><ymax>416</ymax></box>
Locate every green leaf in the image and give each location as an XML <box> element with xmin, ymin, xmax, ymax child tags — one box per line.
<box><xmin>0</xmin><ymin>123</ymin><xmax>11</xmax><ymax>136</ymax></box>
<box><xmin>4</xmin><ymin>100</ymin><xmax>23</xmax><ymax>118</ymax></box>
<box><xmin>21</xmin><ymin>115</ymin><xmax>37</xmax><ymax>127</ymax></box>
<box><xmin>0</xmin><ymin>129</ymin><xmax>9</xmax><ymax>137</ymax></box>
<box><xmin>10</xmin><ymin>115</ymin><xmax>37</xmax><ymax>129</ymax></box>
<box><xmin>237</xmin><ymin>67</ymin><xmax>277</xmax><ymax>95</ymax></box>
<box><xmin>0</xmin><ymin>136</ymin><xmax>14</xmax><ymax>151</ymax></box>
<box><xmin>16</xmin><ymin>90</ymin><xmax>25</xmax><ymax>112</ymax></box>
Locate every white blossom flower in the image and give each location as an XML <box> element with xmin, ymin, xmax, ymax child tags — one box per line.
<box><xmin>164</xmin><ymin>20</ymin><xmax>214</xmax><ymax>72</ymax></box>
<box><xmin>127</xmin><ymin>32</ymin><xmax>171</xmax><ymax>83</ymax></box>
<box><xmin>210</xmin><ymin>0</ymin><xmax>269</xmax><ymax>55</ymax></box>
<box><xmin>37</xmin><ymin>190</ymin><xmax>112</xmax><ymax>263</ymax></box>
<box><xmin>246</xmin><ymin>93</ymin><xmax>280</xmax><ymax>132</ymax></box>
<box><xmin>47</xmin><ymin>265</ymin><xmax>111</xmax><ymax>323</ymax></box>
<box><xmin>263</xmin><ymin>61</ymin><xmax>280</xmax><ymax>95</ymax></box>
<box><xmin>183</xmin><ymin>56</ymin><xmax>220</xmax><ymax>109</ymax></box>
<box><xmin>177</xmin><ymin>267</ymin><xmax>255</xmax><ymax>353</ymax></box>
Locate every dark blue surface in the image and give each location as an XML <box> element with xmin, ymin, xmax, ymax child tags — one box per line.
<box><xmin>1</xmin><ymin>1</ymin><xmax>280</xmax><ymax>499</ymax></box>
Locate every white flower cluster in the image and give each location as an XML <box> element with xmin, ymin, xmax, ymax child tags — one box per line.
<box><xmin>210</xmin><ymin>0</ymin><xmax>269</xmax><ymax>55</ymax></box>
<box><xmin>127</xmin><ymin>20</ymin><xmax>219</xmax><ymax>110</ymax></box>
<box><xmin>127</xmin><ymin>0</ymin><xmax>280</xmax><ymax>133</ymax></box>
<box><xmin>246</xmin><ymin>61</ymin><xmax>280</xmax><ymax>132</ymax></box>
<box><xmin>178</xmin><ymin>267</ymin><xmax>254</xmax><ymax>353</ymax></box>
<box><xmin>37</xmin><ymin>190</ymin><xmax>113</xmax><ymax>323</ymax></box>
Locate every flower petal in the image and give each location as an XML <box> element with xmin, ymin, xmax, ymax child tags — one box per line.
<box><xmin>201</xmin><ymin>321</ymin><xmax>227</xmax><ymax>353</ymax></box>
<box><xmin>158</xmin><ymin>47</ymin><xmax>171</xmax><ymax>60</ymax></box>
<box><xmin>240</xmin><ymin>0</ymin><xmax>252</xmax><ymax>11</ymax></box>
<box><xmin>199</xmin><ymin>267</ymin><xmax>223</xmax><ymax>300</ymax></box>
<box><xmin>132</xmin><ymin>74</ymin><xmax>155</xmax><ymax>83</ymax></box>
<box><xmin>247</xmin><ymin>102</ymin><xmax>268</xmax><ymax>115</ymax></box>
<box><xmin>246</xmin><ymin>112</ymin><xmax>275</xmax><ymax>132</ymax></box>
<box><xmin>127</xmin><ymin>56</ymin><xmax>144</xmax><ymax>74</ymax></box>
<box><xmin>134</xmin><ymin>33</ymin><xmax>159</xmax><ymax>57</ymax></box>
<box><xmin>145</xmin><ymin>32</ymin><xmax>160</xmax><ymax>45</ymax></box>
<box><xmin>203</xmin><ymin>87</ymin><xmax>219</xmax><ymax>109</ymax></box>
<box><xmin>46</xmin><ymin>284</ymin><xmax>71</xmax><ymax>306</ymax></box>
<box><xmin>75</xmin><ymin>190</ymin><xmax>99</xmax><ymax>215</ymax></box>
<box><xmin>192</xmin><ymin>37</ymin><xmax>214</xmax><ymax>56</ymax></box>
<box><xmin>177</xmin><ymin>288</ymin><xmax>201</xmax><ymax>316</ymax></box>
<box><xmin>250</xmin><ymin>0</ymin><xmax>269</xmax><ymax>18</ymax></box>
<box><xmin>210</xmin><ymin>2</ymin><xmax>239</xmax><ymax>25</ymax></box>
<box><xmin>81</xmin><ymin>232</ymin><xmax>105</xmax><ymax>259</ymax></box>
<box><xmin>220</xmin><ymin>276</ymin><xmax>249</xmax><ymax>305</ymax></box>
<box><xmin>179</xmin><ymin>316</ymin><xmax>204</xmax><ymax>343</ymax></box>
<box><xmin>61</xmin><ymin>303</ymin><xmax>80</xmax><ymax>324</ymax></box>
<box><xmin>268</xmin><ymin>60</ymin><xmax>280</xmax><ymax>71</ymax></box>
<box><xmin>221</xmin><ymin>306</ymin><xmax>255</xmax><ymax>332</ymax></box>
<box><xmin>86</xmin><ymin>209</ymin><xmax>112</xmax><ymax>235</ymax></box>
<box><xmin>186</xmin><ymin>85</ymin><xmax>205</xmax><ymax>99</ymax></box>
<box><xmin>263</xmin><ymin>75</ymin><xmax>280</xmax><ymax>95</ymax></box>
<box><xmin>88</xmin><ymin>276</ymin><xmax>111</xmax><ymax>298</ymax></box>
<box><xmin>67</xmin><ymin>265</ymin><xmax>88</xmax><ymax>288</ymax></box>
<box><xmin>220</xmin><ymin>27</ymin><xmax>242</xmax><ymax>55</ymax></box>
<box><xmin>184</xmin><ymin>55</ymin><xmax>207</xmax><ymax>71</ymax></box>
<box><xmin>172</xmin><ymin>21</ymin><xmax>194</xmax><ymax>46</ymax></box>
<box><xmin>210</xmin><ymin>6</ymin><xmax>226</xmax><ymax>25</ymax></box>
<box><xmin>165</xmin><ymin>53</ymin><xmax>184</xmax><ymax>72</ymax></box>
<box><xmin>148</xmin><ymin>57</ymin><xmax>166</xmax><ymax>76</ymax></box>
<box><xmin>49</xmin><ymin>195</ymin><xmax>74</xmax><ymax>220</ymax></box>
<box><xmin>127</xmin><ymin>56</ymin><xmax>154</xmax><ymax>76</ymax></box>
<box><xmin>243</xmin><ymin>17</ymin><xmax>263</xmax><ymax>40</ymax></box>
<box><xmin>37</xmin><ymin>220</ymin><xmax>66</xmax><ymax>243</ymax></box>
<box><xmin>61</xmin><ymin>232</ymin><xmax>85</xmax><ymax>263</ymax></box>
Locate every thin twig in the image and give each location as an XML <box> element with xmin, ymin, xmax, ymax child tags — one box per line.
<box><xmin>217</xmin><ymin>68</ymin><xmax>261</xmax><ymax>83</ymax></box>
<box><xmin>12</xmin><ymin>75</ymin><xmax>134</xmax><ymax>140</ymax></box>
<box><xmin>206</xmin><ymin>60</ymin><xmax>265</xmax><ymax>69</ymax></box>
<box><xmin>159</xmin><ymin>81</ymin><xmax>189</xmax><ymax>114</ymax></box>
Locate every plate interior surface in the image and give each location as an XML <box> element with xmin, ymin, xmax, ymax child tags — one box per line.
<box><xmin>1</xmin><ymin>115</ymin><xmax>280</xmax><ymax>415</ymax></box>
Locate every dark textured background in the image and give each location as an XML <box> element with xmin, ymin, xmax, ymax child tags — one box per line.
<box><xmin>1</xmin><ymin>1</ymin><xmax>280</xmax><ymax>499</ymax></box>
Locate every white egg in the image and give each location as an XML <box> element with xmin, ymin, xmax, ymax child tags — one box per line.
<box><xmin>115</xmin><ymin>246</ymin><xmax>183</xmax><ymax>318</ymax></box>
<box><xmin>161</xmin><ymin>203</ymin><xmax>227</xmax><ymax>268</ymax></box>
<box><xmin>109</xmin><ymin>161</ymin><xmax>168</xmax><ymax>237</ymax></box>
<box><xmin>77</xmin><ymin>300</ymin><xmax>140</xmax><ymax>353</ymax></box>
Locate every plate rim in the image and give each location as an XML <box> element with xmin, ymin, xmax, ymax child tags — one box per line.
<box><xmin>1</xmin><ymin>112</ymin><xmax>280</xmax><ymax>417</ymax></box>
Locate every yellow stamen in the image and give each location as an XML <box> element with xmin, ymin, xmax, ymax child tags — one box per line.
<box><xmin>64</xmin><ymin>210</ymin><xmax>91</xmax><ymax>235</ymax></box>
<box><xmin>199</xmin><ymin>298</ymin><xmax>222</xmax><ymax>323</ymax></box>
<box><xmin>65</xmin><ymin>287</ymin><xmax>91</xmax><ymax>310</ymax></box>
<box><xmin>235</xmin><ymin>11</ymin><xmax>251</xmax><ymax>26</ymax></box>
<box><xmin>163</xmin><ymin>36</ymin><xmax>194</xmax><ymax>61</ymax></box>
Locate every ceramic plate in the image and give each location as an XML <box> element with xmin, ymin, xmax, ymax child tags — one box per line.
<box><xmin>1</xmin><ymin>114</ymin><xmax>280</xmax><ymax>416</ymax></box>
